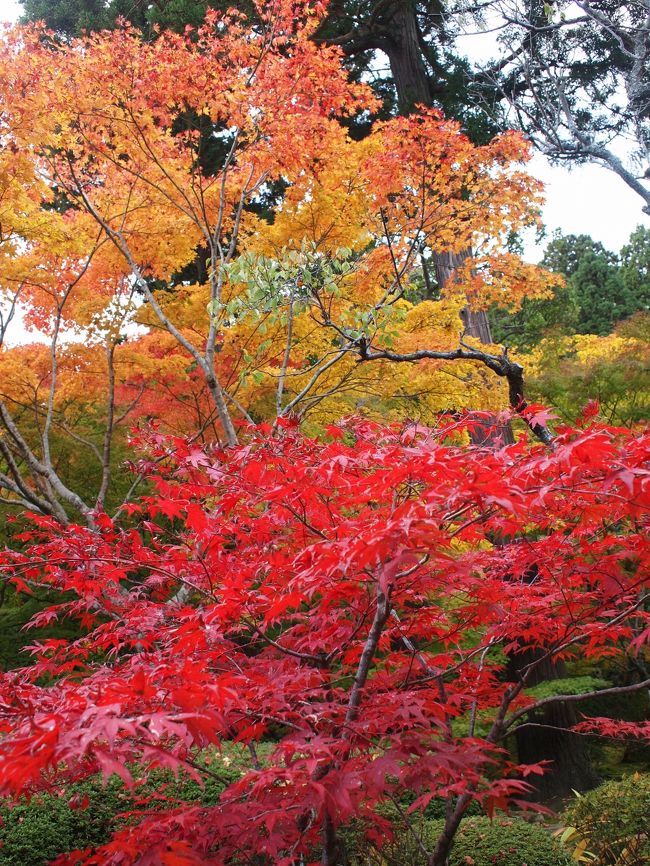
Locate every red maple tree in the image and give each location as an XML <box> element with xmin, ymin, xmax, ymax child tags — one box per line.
<box><xmin>0</xmin><ymin>414</ymin><xmax>648</xmax><ymax>865</ymax></box>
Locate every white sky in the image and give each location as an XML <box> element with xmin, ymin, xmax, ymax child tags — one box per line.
<box><xmin>0</xmin><ymin>0</ymin><xmax>19</xmax><ymax>24</ymax></box>
<box><xmin>0</xmin><ymin>0</ymin><xmax>648</xmax><ymax>267</ymax></box>
<box><xmin>521</xmin><ymin>154</ymin><xmax>650</xmax><ymax>261</ymax></box>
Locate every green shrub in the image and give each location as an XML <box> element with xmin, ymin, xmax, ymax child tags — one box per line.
<box><xmin>561</xmin><ymin>773</ymin><xmax>650</xmax><ymax>866</ymax></box>
<box><xmin>0</xmin><ymin>751</ymin><xmax>246</xmax><ymax>866</ymax></box>
<box><xmin>0</xmin><ymin>782</ymin><xmax>120</xmax><ymax>866</ymax></box>
<box><xmin>448</xmin><ymin>818</ymin><xmax>570</xmax><ymax>866</ymax></box>
<box><xmin>354</xmin><ymin>815</ymin><xmax>569</xmax><ymax>866</ymax></box>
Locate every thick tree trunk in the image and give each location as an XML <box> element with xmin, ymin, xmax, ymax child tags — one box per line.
<box><xmin>384</xmin><ymin>1</ymin><xmax>431</xmax><ymax>113</ymax></box>
<box><xmin>433</xmin><ymin>250</ymin><xmax>494</xmax><ymax>342</ymax></box>
<box><xmin>508</xmin><ymin>652</ymin><xmax>600</xmax><ymax>802</ymax></box>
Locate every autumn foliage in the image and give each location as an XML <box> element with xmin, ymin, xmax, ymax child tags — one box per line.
<box><xmin>0</xmin><ymin>3</ymin><xmax>556</xmax><ymax>467</ymax></box>
<box><xmin>0</xmin><ymin>415</ymin><xmax>648</xmax><ymax>865</ymax></box>
<box><xmin>0</xmin><ymin>4</ymin><xmax>648</xmax><ymax>866</ymax></box>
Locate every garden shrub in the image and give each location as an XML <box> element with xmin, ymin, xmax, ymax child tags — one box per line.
<box><xmin>356</xmin><ymin>815</ymin><xmax>569</xmax><ymax>866</ymax></box>
<box><xmin>447</xmin><ymin>817</ymin><xmax>570</xmax><ymax>866</ymax></box>
<box><xmin>561</xmin><ymin>773</ymin><xmax>650</xmax><ymax>866</ymax></box>
<box><xmin>0</xmin><ymin>753</ymin><xmax>245</xmax><ymax>866</ymax></box>
<box><xmin>0</xmin><ymin>781</ymin><xmax>120</xmax><ymax>866</ymax></box>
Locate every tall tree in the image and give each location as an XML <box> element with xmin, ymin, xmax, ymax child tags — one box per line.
<box><xmin>17</xmin><ymin>0</ymin><xmax>642</xmax><ymax>797</ymax></box>
<box><xmin>542</xmin><ymin>232</ymin><xmax>618</xmax><ymax>278</ymax></box>
<box><xmin>571</xmin><ymin>254</ymin><xmax>630</xmax><ymax>336</ymax></box>
<box><xmin>492</xmin><ymin>228</ymin><xmax>650</xmax><ymax>350</ymax></box>
<box><xmin>541</xmin><ymin>230</ymin><xmax>649</xmax><ymax>335</ymax></box>
<box><xmin>620</xmin><ymin>224</ymin><xmax>650</xmax><ymax>313</ymax></box>
<box><xmin>475</xmin><ymin>1</ymin><xmax>650</xmax><ymax>215</ymax></box>
<box><xmin>0</xmin><ymin>9</ymin><xmax>556</xmax><ymax>522</ymax></box>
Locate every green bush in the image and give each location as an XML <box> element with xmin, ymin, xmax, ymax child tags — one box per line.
<box><xmin>0</xmin><ymin>752</ymin><xmax>245</xmax><ymax>866</ymax></box>
<box><xmin>562</xmin><ymin>773</ymin><xmax>650</xmax><ymax>866</ymax></box>
<box><xmin>448</xmin><ymin>818</ymin><xmax>570</xmax><ymax>866</ymax></box>
<box><xmin>355</xmin><ymin>815</ymin><xmax>569</xmax><ymax>866</ymax></box>
<box><xmin>0</xmin><ymin>781</ymin><xmax>121</xmax><ymax>866</ymax></box>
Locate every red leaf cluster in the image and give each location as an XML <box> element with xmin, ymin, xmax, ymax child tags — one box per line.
<box><xmin>0</xmin><ymin>417</ymin><xmax>648</xmax><ymax>864</ymax></box>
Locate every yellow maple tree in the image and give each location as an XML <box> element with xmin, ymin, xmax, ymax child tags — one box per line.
<box><xmin>0</xmin><ymin>2</ymin><xmax>560</xmax><ymax>519</ymax></box>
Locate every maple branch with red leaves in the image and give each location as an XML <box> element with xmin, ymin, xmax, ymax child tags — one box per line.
<box><xmin>1</xmin><ymin>415</ymin><xmax>647</xmax><ymax>865</ymax></box>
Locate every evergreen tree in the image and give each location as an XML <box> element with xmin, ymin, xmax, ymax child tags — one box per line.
<box><xmin>491</xmin><ymin>228</ymin><xmax>650</xmax><ymax>348</ymax></box>
<box><xmin>571</xmin><ymin>253</ymin><xmax>630</xmax><ymax>336</ymax></box>
<box><xmin>542</xmin><ymin>233</ymin><xmax>628</xmax><ymax>337</ymax></box>
<box><xmin>544</xmin><ymin>232</ymin><xmax>645</xmax><ymax>336</ymax></box>
<box><xmin>541</xmin><ymin>232</ymin><xmax>618</xmax><ymax>278</ymax></box>
<box><xmin>489</xmin><ymin>283</ymin><xmax>578</xmax><ymax>351</ymax></box>
<box><xmin>620</xmin><ymin>225</ymin><xmax>650</xmax><ymax>317</ymax></box>
<box><xmin>21</xmin><ymin>0</ymin><xmax>144</xmax><ymax>33</ymax></box>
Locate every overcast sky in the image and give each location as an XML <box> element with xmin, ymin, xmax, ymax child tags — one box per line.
<box><xmin>1</xmin><ymin>0</ymin><xmax>649</xmax><ymax>263</ymax></box>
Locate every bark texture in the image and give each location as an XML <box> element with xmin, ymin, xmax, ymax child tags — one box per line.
<box><xmin>384</xmin><ymin>1</ymin><xmax>431</xmax><ymax>113</ymax></box>
<box><xmin>507</xmin><ymin>652</ymin><xmax>600</xmax><ymax>802</ymax></box>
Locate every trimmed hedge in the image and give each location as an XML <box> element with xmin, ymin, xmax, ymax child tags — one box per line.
<box><xmin>0</xmin><ymin>759</ymin><xmax>243</xmax><ymax>866</ymax></box>
<box><xmin>0</xmin><ymin>780</ymin><xmax>124</xmax><ymax>866</ymax></box>
<box><xmin>448</xmin><ymin>818</ymin><xmax>570</xmax><ymax>866</ymax></box>
<box><xmin>355</xmin><ymin>815</ymin><xmax>570</xmax><ymax>866</ymax></box>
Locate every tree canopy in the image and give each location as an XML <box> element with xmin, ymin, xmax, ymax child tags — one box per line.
<box><xmin>20</xmin><ymin>1</ymin><xmax>650</xmax><ymax>214</ymax></box>
<box><xmin>0</xmin><ymin>7</ymin><xmax>557</xmax><ymax>521</ymax></box>
<box><xmin>0</xmin><ymin>5</ymin><xmax>648</xmax><ymax>866</ymax></box>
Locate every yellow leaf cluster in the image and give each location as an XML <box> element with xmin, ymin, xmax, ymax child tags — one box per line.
<box><xmin>0</xmin><ymin>17</ymin><xmax>558</xmax><ymax>436</ymax></box>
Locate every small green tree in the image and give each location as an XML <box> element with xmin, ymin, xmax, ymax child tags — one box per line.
<box><xmin>620</xmin><ymin>225</ymin><xmax>650</xmax><ymax>318</ymax></box>
<box><xmin>494</xmin><ymin>231</ymin><xmax>650</xmax><ymax>350</ymax></box>
<box><xmin>541</xmin><ymin>232</ymin><xmax>617</xmax><ymax>279</ymax></box>
<box><xmin>570</xmin><ymin>253</ymin><xmax>631</xmax><ymax>336</ymax></box>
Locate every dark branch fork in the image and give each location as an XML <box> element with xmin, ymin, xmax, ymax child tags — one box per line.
<box><xmin>353</xmin><ymin>334</ymin><xmax>554</xmax><ymax>445</ymax></box>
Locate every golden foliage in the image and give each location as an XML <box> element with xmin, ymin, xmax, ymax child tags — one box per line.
<box><xmin>0</xmin><ymin>9</ymin><xmax>557</xmax><ymax>437</ymax></box>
